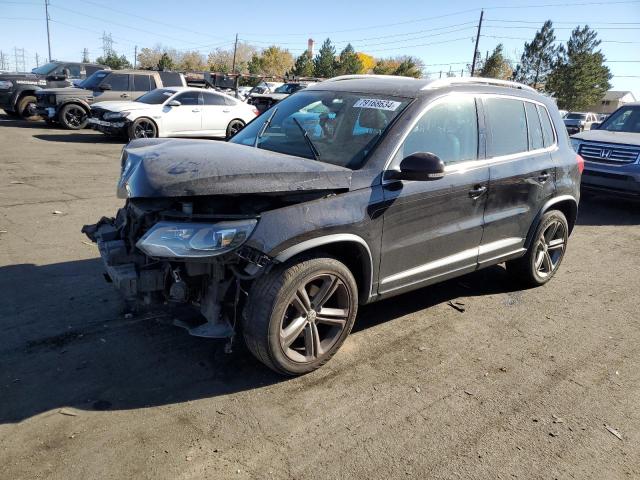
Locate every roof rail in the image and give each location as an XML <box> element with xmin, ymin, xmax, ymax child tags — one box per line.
<box><xmin>422</xmin><ymin>77</ymin><xmax>537</xmax><ymax>92</ymax></box>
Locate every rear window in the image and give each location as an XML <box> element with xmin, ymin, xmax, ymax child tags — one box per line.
<box><xmin>133</xmin><ymin>75</ymin><xmax>152</xmax><ymax>91</ymax></box>
<box><xmin>525</xmin><ymin>102</ymin><xmax>544</xmax><ymax>150</ymax></box>
<box><xmin>537</xmin><ymin>105</ymin><xmax>556</xmax><ymax>147</ymax></box>
<box><xmin>485</xmin><ymin>97</ymin><xmax>528</xmax><ymax>157</ymax></box>
<box><xmin>202</xmin><ymin>92</ymin><xmax>226</xmax><ymax>106</ymax></box>
<box><xmin>158</xmin><ymin>71</ymin><xmax>183</xmax><ymax>87</ymax></box>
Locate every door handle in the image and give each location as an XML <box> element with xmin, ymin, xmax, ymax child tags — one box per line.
<box><xmin>120</xmin><ymin>94</ymin><xmax>129</xmax><ymax>98</ymax></box>
<box><xmin>222</xmin><ymin>109</ymin><xmax>231</xmax><ymax>113</ymax></box>
<box><xmin>468</xmin><ymin>185</ymin><xmax>487</xmax><ymax>199</ymax></box>
<box><xmin>538</xmin><ymin>171</ymin><xmax>550</xmax><ymax>183</ymax></box>
<box><xmin>192</xmin><ymin>108</ymin><xmax>201</xmax><ymax>112</ymax></box>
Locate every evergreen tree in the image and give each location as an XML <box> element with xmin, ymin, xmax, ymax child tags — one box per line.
<box><xmin>478</xmin><ymin>44</ymin><xmax>512</xmax><ymax>80</ymax></box>
<box><xmin>247</xmin><ymin>54</ymin><xmax>263</xmax><ymax>75</ymax></box>
<box><xmin>513</xmin><ymin>20</ymin><xmax>558</xmax><ymax>89</ymax></box>
<box><xmin>292</xmin><ymin>51</ymin><xmax>315</xmax><ymax>77</ymax></box>
<box><xmin>393</xmin><ymin>57</ymin><xmax>422</xmax><ymax>78</ymax></box>
<box><xmin>546</xmin><ymin>25</ymin><xmax>612</xmax><ymax>110</ymax></box>
<box><xmin>157</xmin><ymin>52</ymin><xmax>174</xmax><ymax>71</ymax></box>
<box><xmin>95</xmin><ymin>52</ymin><xmax>132</xmax><ymax>70</ymax></box>
<box><xmin>336</xmin><ymin>44</ymin><xmax>363</xmax><ymax>75</ymax></box>
<box><xmin>314</xmin><ymin>38</ymin><xmax>337</xmax><ymax>78</ymax></box>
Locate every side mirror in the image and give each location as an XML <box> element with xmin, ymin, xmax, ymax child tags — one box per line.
<box><xmin>166</xmin><ymin>100</ymin><xmax>181</xmax><ymax>107</ymax></box>
<box><xmin>388</xmin><ymin>152</ymin><xmax>445</xmax><ymax>181</ymax></box>
<box><xmin>590</xmin><ymin>122</ymin><xmax>601</xmax><ymax>130</ymax></box>
<box><xmin>99</xmin><ymin>83</ymin><xmax>112</xmax><ymax>91</ymax></box>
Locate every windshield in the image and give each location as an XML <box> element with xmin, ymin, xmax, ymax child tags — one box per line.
<box><xmin>136</xmin><ymin>88</ymin><xmax>174</xmax><ymax>104</ymax></box>
<box><xmin>78</xmin><ymin>70</ymin><xmax>109</xmax><ymax>90</ymax></box>
<box><xmin>566</xmin><ymin>113</ymin><xmax>587</xmax><ymax>120</ymax></box>
<box><xmin>274</xmin><ymin>84</ymin><xmax>302</xmax><ymax>94</ymax></box>
<box><xmin>230</xmin><ymin>90</ymin><xmax>411</xmax><ymax>169</ymax></box>
<box><xmin>598</xmin><ymin>105</ymin><xmax>640</xmax><ymax>133</ymax></box>
<box><xmin>31</xmin><ymin>62</ymin><xmax>59</xmax><ymax>75</ymax></box>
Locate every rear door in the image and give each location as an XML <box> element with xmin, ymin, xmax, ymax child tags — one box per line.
<box><xmin>131</xmin><ymin>74</ymin><xmax>155</xmax><ymax>101</ymax></box>
<box><xmin>379</xmin><ymin>94</ymin><xmax>489</xmax><ymax>295</ymax></box>
<box><xmin>479</xmin><ymin>96</ymin><xmax>556</xmax><ymax>266</ymax></box>
<box><xmin>162</xmin><ymin>90</ymin><xmax>202</xmax><ymax>135</ymax></box>
<box><xmin>201</xmin><ymin>91</ymin><xmax>233</xmax><ymax>135</ymax></box>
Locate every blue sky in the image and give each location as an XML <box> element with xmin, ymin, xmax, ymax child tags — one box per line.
<box><xmin>1</xmin><ymin>0</ymin><xmax>638</xmax><ymax>97</ymax></box>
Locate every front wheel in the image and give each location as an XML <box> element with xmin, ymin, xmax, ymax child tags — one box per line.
<box><xmin>506</xmin><ymin>210</ymin><xmax>569</xmax><ymax>287</ymax></box>
<box><xmin>226</xmin><ymin>119</ymin><xmax>245</xmax><ymax>139</ymax></box>
<box><xmin>243</xmin><ymin>257</ymin><xmax>358</xmax><ymax>375</ymax></box>
<box><xmin>17</xmin><ymin>95</ymin><xmax>38</xmax><ymax>119</ymax></box>
<box><xmin>59</xmin><ymin>103</ymin><xmax>88</xmax><ymax>129</ymax></box>
<box><xmin>128</xmin><ymin>117</ymin><xmax>157</xmax><ymax>140</ymax></box>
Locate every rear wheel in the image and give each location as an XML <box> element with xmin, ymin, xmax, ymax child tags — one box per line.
<box><xmin>243</xmin><ymin>256</ymin><xmax>358</xmax><ymax>375</ymax></box>
<box><xmin>506</xmin><ymin>210</ymin><xmax>569</xmax><ymax>287</ymax></box>
<box><xmin>17</xmin><ymin>95</ymin><xmax>38</xmax><ymax>119</ymax></box>
<box><xmin>226</xmin><ymin>119</ymin><xmax>245</xmax><ymax>139</ymax></box>
<box><xmin>128</xmin><ymin>118</ymin><xmax>157</xmax><ymax>140</ymax></box>
<box><xmin>59</xmin><ymin>103</ymin><xmax>88</xmax><ymax>129</ymax></box>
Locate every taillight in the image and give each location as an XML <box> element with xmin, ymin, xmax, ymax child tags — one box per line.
<box><xmin>251</xmin><ymin>106</ymin><xmax>259</xmax><ymax>116</ymax></box>
<box><xmin>576</xmin><ymin>154</ymin><xmax>584</xmax><ymax>174</ymax></box>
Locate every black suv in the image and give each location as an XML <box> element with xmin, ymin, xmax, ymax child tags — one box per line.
<box><xmin>83</xmin><ymin>75</ymin><xmax>582</xmax><ymax>375</ymax></box>
<box><xmin>0</xmin><ymin>61</ymin><xmax>105</xmax><ymax>118</ymax></box>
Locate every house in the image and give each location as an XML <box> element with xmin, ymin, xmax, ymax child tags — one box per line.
<box><xmin>588</xmin><ymin>90</ymin><xmax>637</xmax><ymax>114</ymax></box>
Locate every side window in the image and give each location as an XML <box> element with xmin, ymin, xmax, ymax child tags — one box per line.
<box><xmin>174</xmin><ymin>91</ymin><xmax>200</xmax><ymax>106</ymax></box>
<box><xmin>132</xmin><ymin>75</ymin><xmax>152</xmax><ymax>91</ymax></box>
<box><xmin>66</xmin><ymin>64</ymin><xmax>81</xmax><ymax>78</ymax></box>
<box><xmin>106</xmin><ymin>74</ymin><xmax>129</xmax><ymax>91</ymax></box>
<box><xmin>398</xmin><ymin>95</ymin><xmax>478</xmax><ymax>166</ymax></box>
<box><xmin>525</xmin><ymin>102</ymin><xmax>544</xmax><ymax>150</ymax></box>
<box><xmin>537</xmin><ymin>105</ymin><xmax>556</xmax><ymax>148</ymax></box>
<box><xmin>484</xmin><ymin>97</ymin><xmax>528</xmax><ymax>157</ymax></box>
<box><xmin>224</xmin><ymin>96</ymin><xmax>237</xmax><ymax>107</ymax></box>
<box><xmin>149</xmin><ymin>76</ymin><xmax>157</xmax><ymax>90</ymax></box>
<box><xmin>202</xmin><ymin>92</ymin><xmax>226</xmax><ymax>106</ymax></box>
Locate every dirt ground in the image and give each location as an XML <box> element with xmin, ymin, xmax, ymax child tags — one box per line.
<box><xmin>0</xmin><ymin>114</ymin><xmax>639</xmax><ymax>480</ymax></box>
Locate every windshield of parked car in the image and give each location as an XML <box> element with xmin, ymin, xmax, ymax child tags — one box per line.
<box><xmin>597</xmin><ymin>105</ymin><xmax>640</xmax><ymax>133</ymax></box>
<box><xmin>566</xmin><ymin>113</ymin><xmax>587</xmax><ymax>120</ymax></box>
<box><xmin>136</xmin><ymin>88</ymin><xmax>175</xmax><ymax>104</ymax></box>
<box><xmin>78</xmin><ymin>71</ymin><xmax>109</xmax><ymax>90</ymax></box>
<box><xmin>230</xmin><ymin>90</ymin><xmax>411</xmax><ymax>169</ymax></box>
<box><xmin>31</xmin><ymin>62</ymin><xmax>59</xmax><ymax>75</ymax></box>
<box><xmin>274</xmin><ymin>84</ymin><xmax>302</xmax><ymax>94</ymax></box>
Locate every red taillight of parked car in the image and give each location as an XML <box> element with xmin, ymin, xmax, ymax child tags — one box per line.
<box><xmin>251</xmin><ymin>106</ymin><xmax>260</xmax><ymax>116</ymax></box>
<box><xmin>576</xmin><ymin>154</ymin><xmax>584</xmax><ymax>174</ymax></box>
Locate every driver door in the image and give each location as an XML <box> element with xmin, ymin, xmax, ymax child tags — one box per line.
<box><xmin>378</xmin><ymin>95</ymin><xmax>488</xmax><ymax>295</ymax></box>
<box><xmin>162</xmin><ymin>91</ymin><xmax>202</xmax><ymax>135</ymax></box>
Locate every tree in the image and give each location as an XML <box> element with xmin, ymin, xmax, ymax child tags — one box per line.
<box><xmin>247</xmin><ymin>53</ymin><xmax>263</xmax><ymax>75</ymax></box>
<box><xmin>336</xmin><ymin>44</ymin><xmax>363</xmax><ymax>75</ymax></box>
<box><xmin>314</xmin><ymin>38</ymin><xmax>337</xmax><ymax>78</ymax></box>
<box><xmin>373</xmin><ymin>56</ymin><xmax>423</xmax><ymax>78</ymax></box>
<box><xmin>157</xmin><ymin>52</ymin><xmax>174</xmax><ymax>71</ymax></box>
<box><xmin>356</xmin><ymin>52</ymin><xmax>376</xmax><ymax>73</ymax></box>
<box><xmin>258</xmin><ymin>46</ymin><xmax>294</xmax><ymax>76</ymax></box>
<box><xmin>373</xmin><ymin>58</ymin><xmax>399</xmax><ymax>75</ymax></box>
<box><xmin>179</xmin><ymin>51</ymin><xmax>206</xmax><ymax>71</ymax></box>
<box><xmin>292</xmin><ymin>51</ymin><xmax>315</xmax><ymax>77</ymax></box>
<box><xmin>546</xmin><ymin>25</ymin><xmax>612</xmax><ymax>110</ymax></box>
<box><xmin>95</xmin><ymin>52</ymin><xmax>132</xmax><ymax>70</ymax></box>
<box><xmin>208</xmin><ymin>42</ymin><xmax>257</xmax><ymax>74</ymax></box>
<box><xmin>513</xmin><ymin>20</ymin><xmax>558</xmax><ymax>90</ymax></box>
<box><xmin>478</xmin><ymin>44</ymin><xmax>513</xmax><ymax>80</ymax></box>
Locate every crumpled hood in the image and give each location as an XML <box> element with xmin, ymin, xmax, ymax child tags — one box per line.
<box><xmin>37</xmin><ymin>87</ymin><xmax>90</xmax><ymax>96</ymax></box>
<box><xmin>572</xmin><ymin>129</ymin><xmax>640</xmax><ymax>147</ymax></box>
<box><xmin>92</xmin><ymin>101</ymin><xmax>154</xmax><ymax>113</ymax></box>
<box><xmin>118</xmin><ymin>138</ymin><xmax>352</xmax><ymax>199</ymax></box>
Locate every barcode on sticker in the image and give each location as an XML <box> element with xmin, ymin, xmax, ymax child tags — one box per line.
<box><xmin>354</xmin><ymin>98</ymin><xmax>401</xmax><ymax>111</ymax></box>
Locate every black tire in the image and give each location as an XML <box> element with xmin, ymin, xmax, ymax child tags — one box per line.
<box><xmin>128</xmin><ymin>117</ymin><xmax>158</xmax><ymax>140</ymax></box>
<box><xmin>59</xmin><ymin>103</ymin><xmax>88</xmax><ymax>130</ymax></box>
<box><xmin>4</xmin><ymin>109</ymin><xmax>20</xmax><ymax>118</ymax></box>
<box><xmin>506</xmin><ymin>210</ymin><xmax>569</xmax><ymax>287</ymax></box>
<box><xmin>243</xmin><ymin>256</ymin><xmax>358</xmax><ymax>376</ymax></box>
<box><xmin>226</xmin><ymin>119</ymin><xmax>245</xmax><ymax>139</ymax></box>
<box><xmin>17</xmin><ymin>95</ymin><xmax>38</xmax><ymax>119</ymax></box>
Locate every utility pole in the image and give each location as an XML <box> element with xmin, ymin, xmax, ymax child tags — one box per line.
<box><xmin>231</xmin><ymin>33</ymin><xmax>238</xmax><ymax>73</ymax></box>
<box><xmin>35</xmin><ymin>52</ymin><xmax>40</xmax><ymax>67</ymax></box>
<box><xmin>134</xmin><ymin>45</ymin><xmax>137</xmax><ymax>68</ymax></box>
<box><xmin>470</xmin><ymin>9</ymin><xmax>484</xmax><ymax>77</ymax></box>
<box><xmin>82</xmin><ymin>48</ymin><xmax>89</xmax><ymax>62</ymax></box>
<box><xmin>44</xmin><ymin>0</ymin><xmax>52</xmax><ymax>61</ymax></box>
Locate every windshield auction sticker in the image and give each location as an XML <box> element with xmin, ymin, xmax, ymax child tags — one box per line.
<box><xmin>354</xmin><ymin>98</ymin><xmax>401</xmax><ymax>111</ymax></box>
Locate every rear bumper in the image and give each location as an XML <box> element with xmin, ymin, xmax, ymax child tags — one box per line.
<box><xmin>582</xmin><ymin>162</ymin><xmax>640</xmax><ymax>196</ymax></box>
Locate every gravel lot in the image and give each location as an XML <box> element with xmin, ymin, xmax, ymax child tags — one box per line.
<box><xmin>1</xmin><ymin>115</ymin><xmax>639</xmax><ymax>480</ymax></box>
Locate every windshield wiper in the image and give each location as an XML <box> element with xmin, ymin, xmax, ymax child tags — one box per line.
<box><xmin>292</xmin><ymin>117</ymin><xmax>320</xmax><ymax>161</ymax></box>
<box><xmin>253</xmin><ymin>107</ymin><xmax>278</xmax><ymax>148</ymax></box>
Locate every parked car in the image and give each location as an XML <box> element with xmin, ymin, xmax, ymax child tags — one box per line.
<box><xmin>571</xmin><ymin>102</ymin><xmax>640</xmax><ymax>196</ymax></box>
<box><xmin>0</xmin><ymin>61</ymin><xmax>106</xmax><ymax>118</ymax></box>
<box><xmin>88</xmin><ymin>87</ymin><xmax>259</xmax><ymax>140</ymax></box>
<box><xmin>564</xmin><ymin>111</ymin><xmax>599</xmax><ymax>135</ymax></box>
<box><xmin>247</xmin><ymin>82</ymin><xmax>316</xmax><ymax>113</ymax></box>
<box><xmin>83</xmin><ymin>75</ymin><xmax>581</xmax><ymax>375</ymax></box>
<box><xmin>34</xmin><ymin>69</ymin><xmax>186</xmax><ymax>130</ymax></box>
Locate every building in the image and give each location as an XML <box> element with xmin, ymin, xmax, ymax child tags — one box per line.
<box><xmin>588</xmin><ymin>90</ymin><xmax>637</xmax><ymax>114</ymax></box>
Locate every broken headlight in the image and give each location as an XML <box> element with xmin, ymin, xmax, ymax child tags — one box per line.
<box><xmin>136</xmin><ymin>220</ymin><xmax>257</xmax><ymax>258</ymax></box>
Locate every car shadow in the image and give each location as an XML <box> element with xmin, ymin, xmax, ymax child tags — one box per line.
<box><xmin>0</xmin><ymin>256</ymin><xmax>524</xmax><ymax>424</ymax></box>
<box><xmin>0</xmin><ymin>115</ymin><xmax>47</xmax><ymax>128</ymax></box>
<box><xmin>32</xmin><ymin>133</ymin><xmax>126</xmax><ymax>144</ymax></box>
<box><xmin>576</xmin><ymin>190</ymin><xmax>640</xmax><ymax>226</ymax></box>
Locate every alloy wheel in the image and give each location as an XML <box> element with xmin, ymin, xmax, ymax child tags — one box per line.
<box><xmin>134</xmin><ymin>120</ymin><xmax>155</xmax><ymax>138</ymax></box>
<box><xmin>228</xmin><ymin>120</ymin><xmax>244</xmax><ymax>137</ymax></box>
<box><xmin>279</xmin><ymin>273</ymin><xmax>352</xmax><ymax>363</ymax></box>
<box><xmin>65</xmin><ymin>106</ymin><xmax>85</xmax><ymax>128</ymax></box>
<box><xmin>534</xmin><ymin>219</ymin><xmax>566</xmax><ymax>278</ymax></box>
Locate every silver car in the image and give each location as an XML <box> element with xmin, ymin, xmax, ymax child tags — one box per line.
<box><xmin>571</xmin><ymin>103</ymin><xmax>640</xmax><ymax>196</ymax></box>
<box><xmin>564</xmin><ymin>111</ymin><xmax>599</xmax><ymax>135</ymax></box>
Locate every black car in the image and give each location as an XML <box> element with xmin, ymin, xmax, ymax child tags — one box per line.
<box><xmin>83</xmin><ymin>76</ymin><xmax>582</xmax><ymax>375</ymax></box>
<box><xmin>0</xmin><ymin>61</ymin><xmax>105</xmax><ymax>118</ymax></box>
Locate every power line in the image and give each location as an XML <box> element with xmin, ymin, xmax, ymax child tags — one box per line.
<box><xmin>481</xmin><ymin>34</ymin><xmax>640</xmax><ymax>44</ymax></box>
